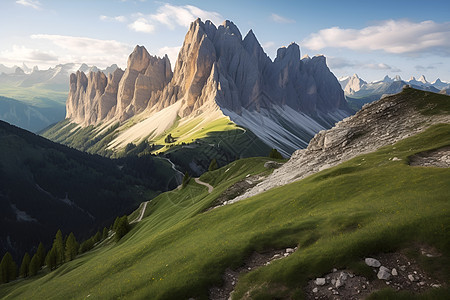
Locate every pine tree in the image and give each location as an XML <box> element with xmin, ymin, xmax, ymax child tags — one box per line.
<box><xmin>0</xmin><ymin>252</ymin><xmax>17</xmax><ymax>283</ymax></box>
<box><xmin>19</xmin><ymin>252</ymin><xmax>31</xmax><ymax>278</ymax></box>
<box><xmin>113</xmin><ymin>216</ymin><xmax>120</xmax><ymax>231</ymax></box>
<box><xmin>53</xmin><ymin>229</ymin><xmax>65</xmax><ymax>265</ymax></box>
<box><xmin>64</xmin><ymin>232</ymin><xmax>79</xmax><ymax>262</ymax></box>
<box><xmin>269</xmin><ymin>148</ymin><xmax>283</xmax><ymax>159</ymax></box>
<box><xmin>115</xmin><ymin>215</ymin><xmax>130</xmax><ymax>241</ymax></box>
<box><xmin>182</xmin><ymin>171</ymin><xmax>190</xmax><ymax>188</ymax></box>
<box><xmin>93</xmin><ymin>231</ymin><xmax>101</xmax><ymax>243</ymax></box>
<box><xmin>29</xmin><ymin>254</ymin><xmax>40</xmax><ymax>276</ymax></box>
<box><xmin>36</xmin><ymin>242</ymin><xmax>46</xmax><ymax>267</ymax></box>
<box><xmin>102</xmin><ymin>227</ymin><xmax>109</xmax><ymax>240</ymax></box>
<box><xmin>45</xmin><ymin>247</ymin><xmax>57</xmax><ymax>271</ymax></box>
<box><xmin>208</xmin><ymin>158</ymin><xmax>218</xmax><ymax>171</ymax></box>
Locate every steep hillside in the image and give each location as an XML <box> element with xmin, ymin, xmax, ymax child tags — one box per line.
<box><xmin>0</xmin><ymin>120</ymin><xmax>177</xmax><ymax>262</ymax></box>
<box><xmin>235</xmin><ymin>87</ymin><xmax>450</xmax><ymax>201</ymax></box>
<box><xmin>0</xmin><ymin>96</ymin><xmax>65</xmax><ymax>132</ymax></box>
<box><xmin>43</xmin><ymin>18</ymin><xmax>350</xmax><ymax>164</ymax></box>
<box><xmin>2</xmin><ymin>88</ymin><xmax>448</xmax><ymax>299</ymax></box>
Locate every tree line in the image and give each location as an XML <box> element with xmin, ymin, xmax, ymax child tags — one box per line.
<box><xmin>1</xmin><ymin>215</ymin><xmax>130</xmax><ymax>284</ymax></box>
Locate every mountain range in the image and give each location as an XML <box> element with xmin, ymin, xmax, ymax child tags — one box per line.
<box><xmin>339</xmin><ymin>74</ymin><xmax>449</xmax><ymax>111</ymax></box>
<box><xmin>0</xmin><ymin>63</ymin><xmax>118</xmax><ymax>133</ymax></box>
<box><xmin>2</xmin><ymin>87</ymin><xmax>448</xmax><ymax>299</ymax></box>
<box><xmin>43</xmin><ymin>19</ymin><xmax>351</xmax><ymax>174</ymax></box>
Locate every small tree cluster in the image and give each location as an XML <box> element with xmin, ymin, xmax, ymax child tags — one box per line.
<box><xmin>114</xmin><ymin>216</ymin><xmax>130</xmax><ymax>241</ymax></box>
<box><xmin>208</xmin><ymin>158</ymin><xmax>218</xmax><ymax>171</ymax></box>
<box><xmin>0</xmin><ymin>252</ymin><xmax>17</xmax><ymax>283</ymax></box>
<box><xmin>269</xmin><ymin>148</ymin><xmax>283</xmax><ymax>159</ymax></box>
<box><xmin>45</xmin><ymin>230</ymin><xmax>79</xmax><ymax>270</ymax></box>
<box><xmin>164</xmin><ymin>134</ymin><xmax>175</xmax><ymax>143</ymax></box>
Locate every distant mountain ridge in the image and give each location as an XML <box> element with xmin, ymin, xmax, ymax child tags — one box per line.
<box><xmin>56</xmin><ymin>18</ymin><xmax>351</xmax><ymax>158</ymax></box>
<box><xmin>339</xmin><ymin>74</ymin><xmax>448</xmax><ymax>111</ymax></box>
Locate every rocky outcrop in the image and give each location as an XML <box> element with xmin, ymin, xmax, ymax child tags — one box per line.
<box><xmin>65</xmin><ymin>18</ymin><xmax>351</xmax><ymax>153</ymax></box>
<box><xmin>229</xmin><ymin>87</ymin><xmax>450</xmax><ymax>203</ymax></box>
<box><xmin>66</xmin><ymin>46</ymin><xmax>172</xmax><ymax>125</ymax></box>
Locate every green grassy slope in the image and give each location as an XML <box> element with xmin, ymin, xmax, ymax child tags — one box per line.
<box><xmin>1</xmin><ymin>122</ymin><xmax>449</xmax><ymax>299</ymax></box>
<box><xmin>42</xmin><ymin>117</ymin><xmax>272</xmax><ymax>175</ymax></box>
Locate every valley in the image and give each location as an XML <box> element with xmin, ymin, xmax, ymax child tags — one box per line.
<box><xmin>1</xmin><ymin>2</ymin><xmax>449</xmax><ymax>299</ymax></box>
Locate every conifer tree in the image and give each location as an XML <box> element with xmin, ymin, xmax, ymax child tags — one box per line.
<box><xmin>102</xmin><ymin>227</ymin><xmax>109</xmax><ymax>240</ymax></box>
<box><xmin>208</xmin><ymin>158</ymin><xmax>218</xmax><ymax>171</ymax></box>
<box><xmin>45</xmin><ymin>247</ymin><xmax>57</xmax><ymax>271</ymax></box>
<box><xmin>0</xmin><ymin>252</ymin><xmax>17</xmax><ymax>283</ymax></box>
<box><xmin>269</xmin><ymin>148</ymin><xmax>283</xmax><ymax>159</ymax></box>
<box><xmin>64</xmin><ymin>232</ymin><xmax>79</xmax><ymax>262</ymax></box>
<box><xmin>53</xmin><ymin>229</ymin><xmax>65</xmax><ymax>265</ymax></box>
<box><xmin>115</xmin><ymin>215</ymin><xmax>130</xmax><ymax>241</ymax></box>
<box><xmin>182</xmin><ymin>171</ymin><xmax>190</xmax><ymax>188</ymax></box>
<box><xmin>36</xmin><ymin>242</ymin><xmax>46</xmax><ymax>267</ymax></box>
<box><xmin>19</xmin><ymin>252</ymin><xmax>31</xmax><ymax>278</ymax></box>
<box><xmin>93</xmin><ymin>231</ymin><xmax>101</xmax><ymax>243</ymax></box>
<box><xmin>29</xmin><ymin>254</ymin><xmax>40</xmax><ymax>276</ymax></box>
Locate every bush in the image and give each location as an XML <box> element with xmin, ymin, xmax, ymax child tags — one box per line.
<box><xmin>115</xmin><ymin>215</ymin><xmax>130</xmax><ymax>241</ymax></box>
<box><xmin>269</xmin><ymin>149</ymin><xmax>283</xmax><ymax>159</ymax></box>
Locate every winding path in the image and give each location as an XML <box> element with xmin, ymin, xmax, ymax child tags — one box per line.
<box><xmin>194</xmin><ymin>178</ymin><xmax>214</xmax><ymax>193</ymax></box>
<box><xmin>131</xmin><ymin>201</ymin><xmax>149</xmax><ymax>223</ymax></box>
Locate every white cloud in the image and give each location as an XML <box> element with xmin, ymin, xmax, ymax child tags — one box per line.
<box><xmin>29</xmin><ymin>34</ymin><xmax>132</xmax><ymax>67</ymax></box>
<box><xmin>16</xmin><ymin>0</ymin><xmax>41</xmax><ymax>10</ymax></box>
<box><xmin>100</xmin><ymin>15</ymin><xmax>127</xmax><ymax>22</ymax></box>
<box><xmin>303</xmin><ymin>20</ymin><xmax>450</xmax><ymax>56</ymax></box>
<box><xmin>0</xmin><ymin>45</ymin><xmax>57</xmax><ymax>65</ymax></box>
<box><xmin>327</xmin><ymin>57</ymin><xmax>401</xmax><ymax>72</ymax></box>
<box><xmin>128</xmin><ymin>18</ymin><xmax>155</xmax><ymax>33</ymax></box>
<box><xmin>128</xmin><ymin>4</ymin><xmax>223</xmax><ymax>33</ymax></box>
<box><xmin>270</xmin><ymin>13</ymin><xmax>295</xmax><ymax>24</ymax></box>
<box><xmin>151</xmin><ymin>4</ymin><xmax>222</xmax><ymax>29</ymax></box>
<box><xmin>157</xmin><ymin>46</ymin><xmax>181</xmax><ymax>69</ymax></box>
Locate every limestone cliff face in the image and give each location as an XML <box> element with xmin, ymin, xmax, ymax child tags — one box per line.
<box><xmin>66</xmin><ymin>18</ymin><xmax>350</xmax><ymax>134</ymax></box>
<box><xmin>66</xmin><ymin>46</ymin><xmax>172</xmax><ymax>125</ymax></box>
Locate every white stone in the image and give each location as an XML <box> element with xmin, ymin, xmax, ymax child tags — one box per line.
<box><xmin>312</xmin><ymin>287</ymin><xmax>318</xmax><ymax>293</ymax></box>
<box><xmin>365</xmin><ymin>258</ymin><xmax>381</xmax><ymax>267</ymax></box>
<box><xmin>391</xmin><ymin>268</ymin><xmax>398</xmax><ymax>276</ymax></box>
<box><xmin>377</xmin><ymin>266</ymin><xmax>391</xmax><ymax>280</ymax></box>
<box><xmin>315</xmin><ymin>278</ymin><xmax>326</xmax><ymax>286</ymax></box>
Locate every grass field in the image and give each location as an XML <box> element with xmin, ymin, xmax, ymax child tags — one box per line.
<box><xmin>1</xmin><ymin>121</ymin><xmax>449</xmax><ymax>299</ymax></box>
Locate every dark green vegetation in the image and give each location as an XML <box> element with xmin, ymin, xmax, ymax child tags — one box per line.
<box><xmin>269</xmin><ymin>148</ymin><xmax>283</xmax><ymax>159</ymax></box>
<box><xmin>0</xmin><ymin>96</ymin><xmax>65</xmax><ymax>133</ymax></box>
<box><xmin>0</xmin><ymin>120</ymin><xmax>176</xmax><ymax>262</ymax></box>
<box><xmin>1</xmin><ymin>116</ymin><xmax>449</xmax><ymax>298</ymax></box>
<box><xmin>42</xmin><ymin>120</ymin><xmax>272</xmax><ymax>176</ymax></box>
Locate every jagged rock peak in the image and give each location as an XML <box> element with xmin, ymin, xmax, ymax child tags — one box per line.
<box><xmin>220</xmin><ymin>20</ymin><xmax>242</xmax><ymax>40</ymax></box>
<box><xmin>276</xmin><ymin>42</ymin><xmax>300</xmax><ymax>62</ymax></box>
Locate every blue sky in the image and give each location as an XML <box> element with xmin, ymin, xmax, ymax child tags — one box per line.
<box><xmin>0</xmin><ymin>0</ymin><xmax>449</xmax><ymax>82</ymax></box>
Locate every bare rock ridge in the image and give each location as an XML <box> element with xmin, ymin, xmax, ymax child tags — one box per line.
<box><xmin>230</xmin><ymin>87</ymin><xmax>450</xmax><ymax>203</ymax></box>
<box><xmin>66</xmin><ymin>46</ymin><xmax>172</xmax><ymax>125</ymax></box>
<box><xmin>65</xmin><ymin>19</ymin><xmax>351</xmax><ymax>154</ymax></box>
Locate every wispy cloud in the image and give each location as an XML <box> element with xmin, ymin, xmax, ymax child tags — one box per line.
<box><xmin>270</xmin><ymin>13</ymin><xmax>295</xmax><ymax>24</ymax></box>
<box><xmin>16</xmin><ymin>0</ymin><xmax>42</xmax><ymax>10</ymax></box>
<box><xmin>100</xmin><ymin>15</ymin><xmax>127</xmax><ymax>23</ymax></box>
<box><xmin>303</xmin><ymin>20</ymin><xmax>450</xmax><ymax>56</ymax></box>
<box><xmin>128</xmin><ymin>4</ymin><xmax>223</xmax><ymax>33</ymax></box>
<box><xmin>0</xmin><ymin>45</ymin><xmax>57</xmax><ymax>64</ymax></box>
<box><xmin>328</xmin><ymin>57</ymin><xmax>401</xmax><ymax>72</ymax></box>
<box><xmin>128</xmin><ymin>18</ymin><xmax>155</xmax><ymax>33</ymax></box>
<box><xmin>30</xmin><ymin>34</ymin><xmax>131</xmax><ymax>67</ymax></box>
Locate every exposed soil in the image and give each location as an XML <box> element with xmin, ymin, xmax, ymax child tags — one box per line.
<box><xmin>209</xmin><ymin>247</ymin><xmax>297</xmax><ymax>300</ymax></box>
<box><xmin>409</xmin><ymin>145</ymin><xmax>450</xmax><ymax>168</ymax></box>
<box><xmin>305</xmin><ymin>249</ymin><xmax>445</xmax><ymax>300</ymax></box>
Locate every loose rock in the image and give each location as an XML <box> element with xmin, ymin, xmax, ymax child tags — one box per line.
<box><xmin>315</xmin><ymin>278</ymin><xmax>326</xmax><ymax>286</ymax></box>
<box><xmin>365</xmin><ymin>258</ymin><xmax>381</xmax><ymax>267</ymax></box>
